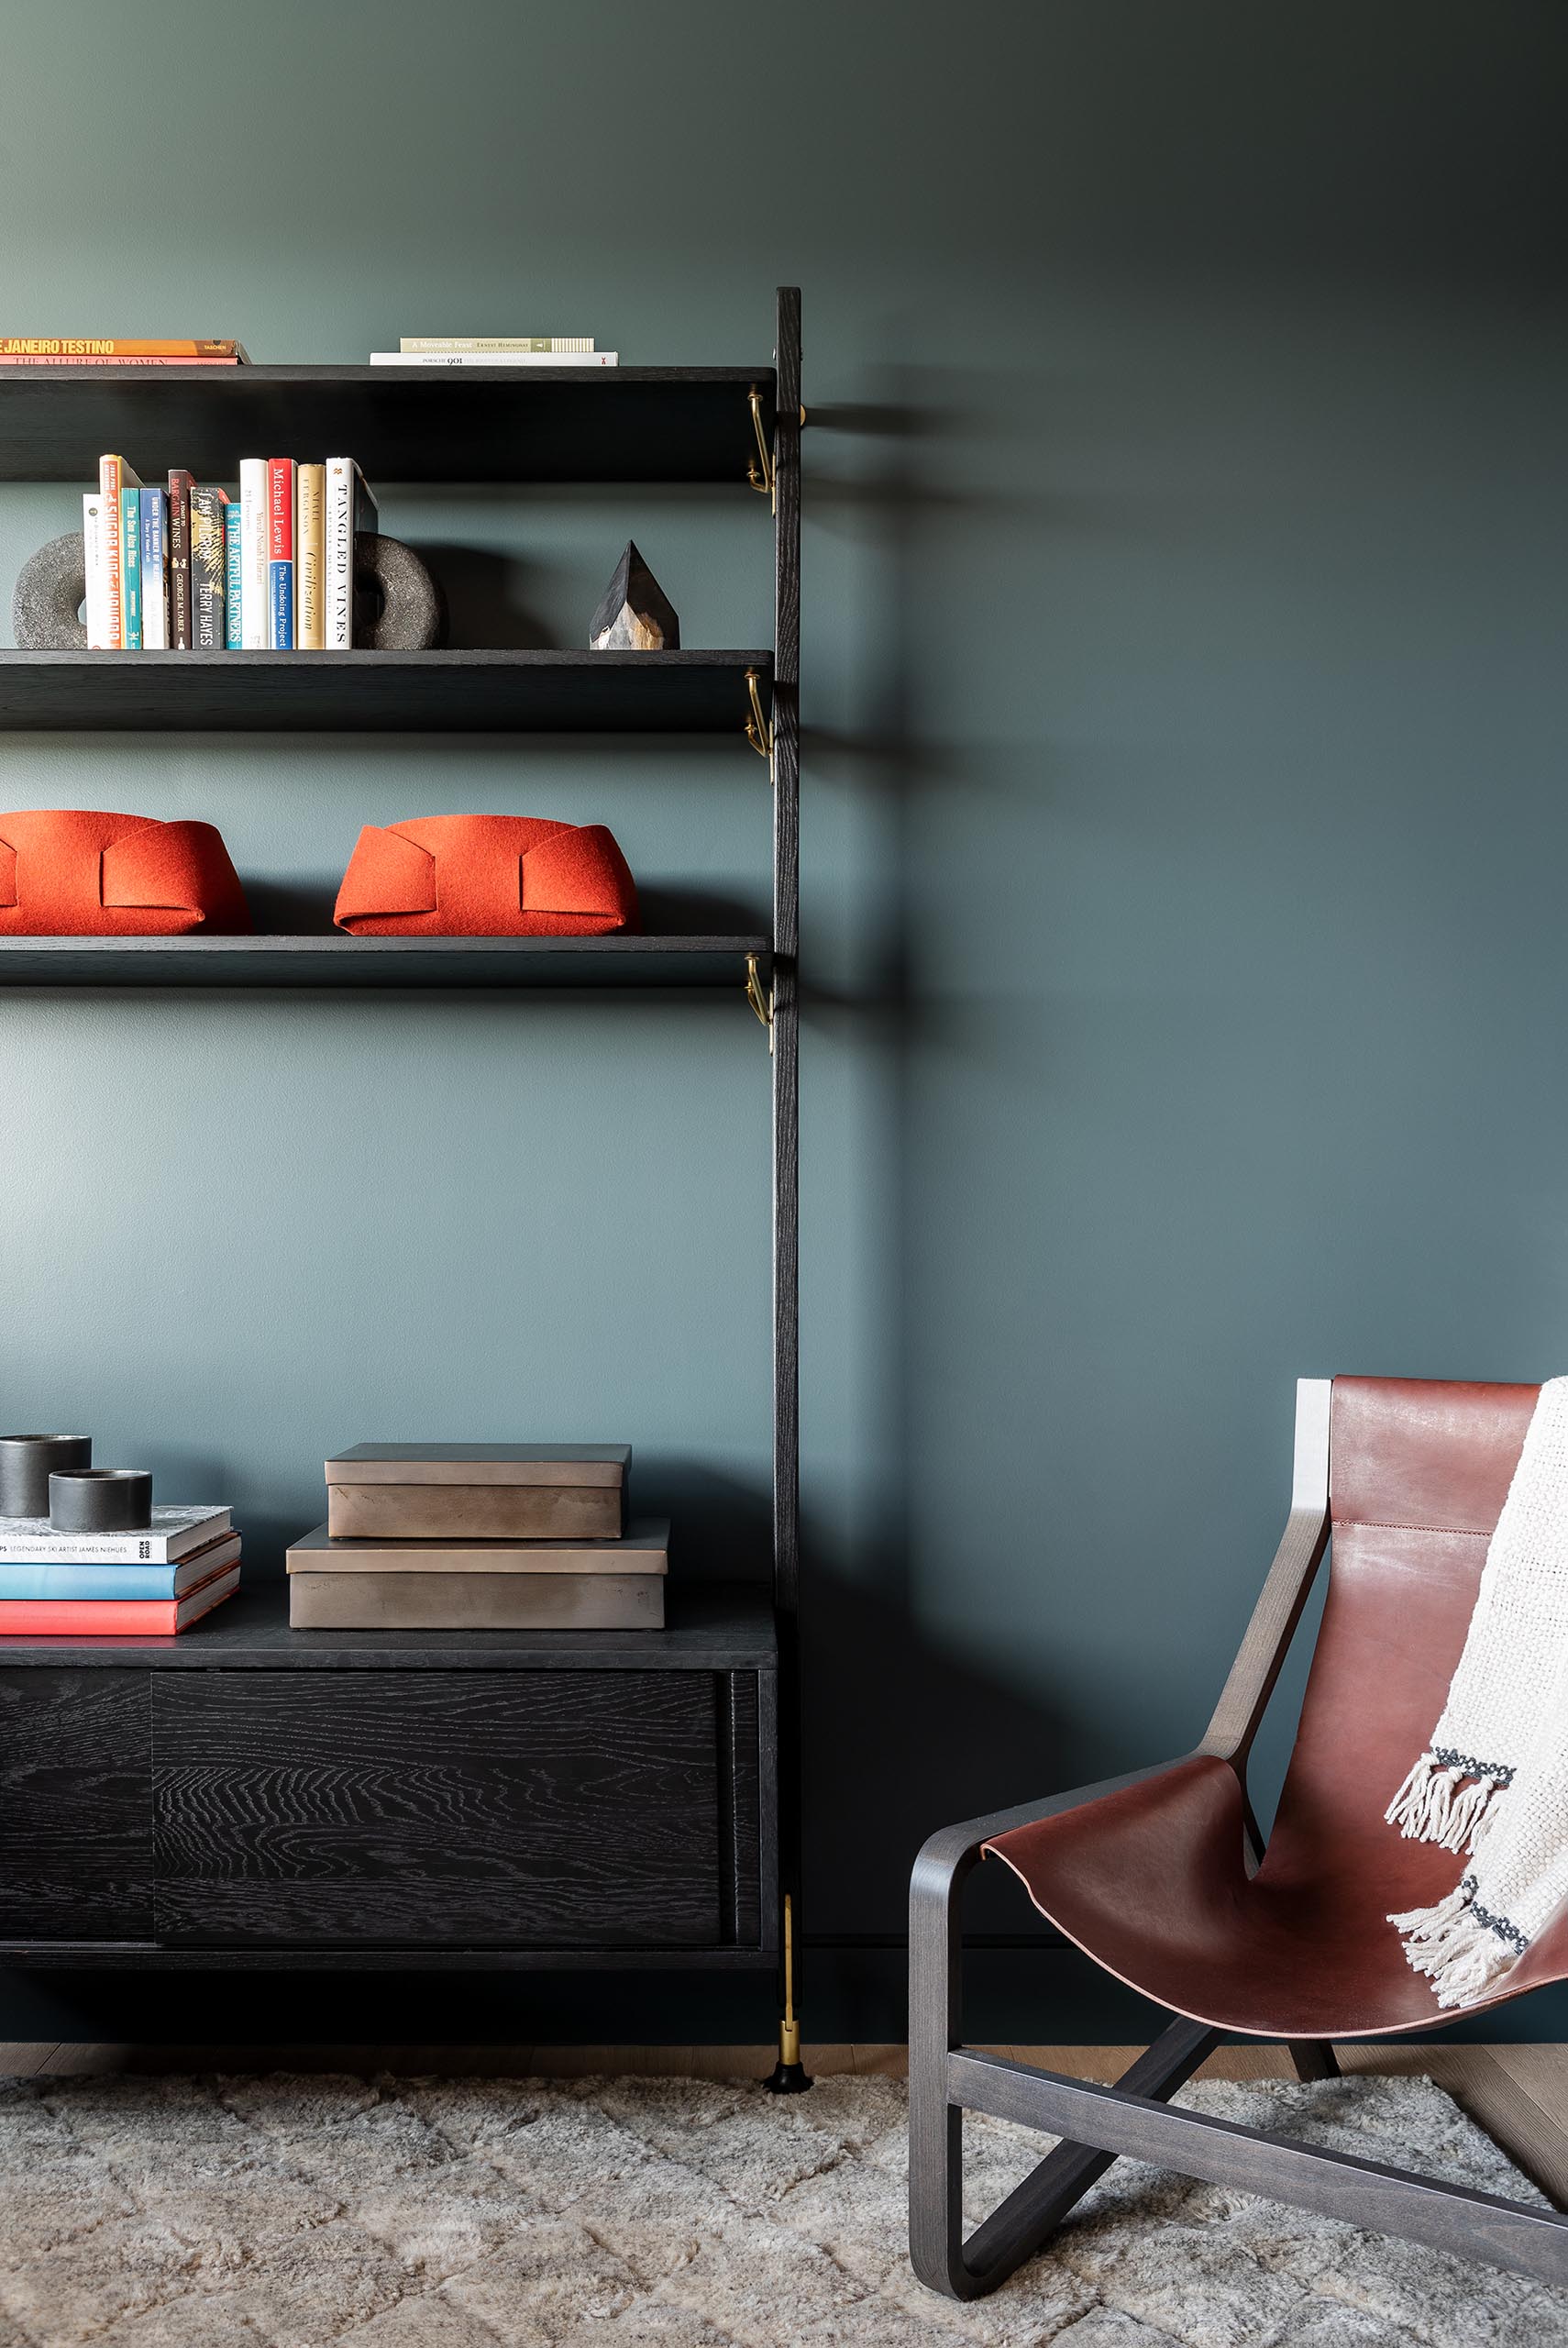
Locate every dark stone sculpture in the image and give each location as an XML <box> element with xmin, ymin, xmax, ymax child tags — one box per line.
<box><xmin>355</xmin><ymin>535</ymin><xmax>447</xmax><ymax>650</ymax></box>
<box><xmin>12</xmin><ymin>534</ymin><xmax>88</xmax><ymax>649</ymax></box>
<box><xmin>0</xmin><ymin>1434</ymin><xmax>92</xmax><ymax>1518</ymax></box>
<box><xmin>49</xmin><ymin>1468</ymin><xmax>153</xmax><ymax>1533</ymax></box>
<box><xmin>589</xmin><ymin>542</ymin><xmax>679</xmax><ymax>651</ymax></box>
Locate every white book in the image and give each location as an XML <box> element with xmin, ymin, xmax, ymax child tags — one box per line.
<box><xmin>399</xmin><ymin>337</ymin><xmax>595</xmax><ymax>353</ymax></box>
<box><xmin>238</xmin><ymin>458</ymin><xmax>269</xmax><ymax>648</ymax></box>
<box><xmin>368</xmin><ymin>350</ymin><xmax>618</xmax><ymax>368</ymax></box>
<box><xmin>0</xmin><ymin>1504</ymin><xmax>232</xmax><ymax>1563</ymax></box>
<box><xmin>83</xmin><ymin>492</ymin><xmax>113</xmax><ymax>648</ymax></box>
<box><xmin>324</xmin><ymin>457</ymin><xmax>378</xmax><ymax>650</ymax></box>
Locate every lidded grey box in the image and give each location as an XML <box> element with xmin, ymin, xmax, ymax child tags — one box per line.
<box><xmin>326</xmin><ymin>1444</ymin><xmax>630</xmax><ymax>1541</ymax></box>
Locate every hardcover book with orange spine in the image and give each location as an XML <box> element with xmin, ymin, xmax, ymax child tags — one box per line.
<box><xmin>0</xmin><ymin>338</ymin><xmax>248</xmax><ymax>360</ymax></box>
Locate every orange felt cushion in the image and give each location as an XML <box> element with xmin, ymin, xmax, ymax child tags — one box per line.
<box><xmin>0</xmin><ymin>811</ymin><xmax>252</xmax><ymax>936</ymax></box>
<box><xmin>333</xmin><ymin>814</ymin><xmax>639</xmax><ymax>937</ymax></box>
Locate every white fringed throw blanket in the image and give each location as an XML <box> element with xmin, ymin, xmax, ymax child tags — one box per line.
<box><xmin>1385</xmin><ymin>1376</ymin><xmax>1568</xmax><ymax>2008</ymax></box>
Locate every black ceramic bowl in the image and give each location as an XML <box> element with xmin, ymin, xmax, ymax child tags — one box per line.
<box><xmin>49</xmin><ymin>1468</ymin><xmax>152</xmax><ymax>1534</ymax></box>
<box><xmin>0</xmin><ymin>1434</ymin><xmax>92</xmax><ymax>1520</ymax></box>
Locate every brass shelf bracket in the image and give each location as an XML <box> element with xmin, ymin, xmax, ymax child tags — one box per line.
<box><xmin>745</xmin><ymin>951</ymin><xmax>774</xmax><ymax>1047</ymax></box>
<box><xmin>746</xmin><ymin>386</ymin><xmax>777</xmax><ymax>510</ymax></box>
<box><xmin>745</xmin><ymin>668</ymin><xmax>774</xmax><ymax>764</ymax></box>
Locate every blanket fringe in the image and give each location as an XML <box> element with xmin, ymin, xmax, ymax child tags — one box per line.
<box><xmin>1387</xmin><ymin>1882</ymin><xmax>1513</xmax><ymax>2010</ymax></box>
<box><xmin>1384</xmin><ymin>1752</ymin><xmax>1502</xmax><ymax>1853</ymax></box>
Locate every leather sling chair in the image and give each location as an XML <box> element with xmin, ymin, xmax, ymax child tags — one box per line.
<box><xmin>910</xmin><ymin>1376</ymin><xmax>1568</xmax><ymax>2298</ymax></box>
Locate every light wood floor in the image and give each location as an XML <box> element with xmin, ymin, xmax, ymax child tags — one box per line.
<box><xmin>3</xmin><ymin>2041</ymin><xmax>1565</xmax><ymax>2209</ymax></box>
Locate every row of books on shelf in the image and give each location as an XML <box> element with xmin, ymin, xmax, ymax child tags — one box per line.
<box><xmin>86</xmin><ymin>455</ymin><xmax>377</xmax><ymax>651</ymax></box>
<box><xmin>1</xmin><ymin>337</ymin><xmax>616</xmax><ymax>370</ymax></box>
<box><xmin>0</xmin><ymin>1505</ymin><xmax>238</xmax><ymax>1634</ymax></box>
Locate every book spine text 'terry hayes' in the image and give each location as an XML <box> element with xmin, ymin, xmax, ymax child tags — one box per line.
<box><xmin>191</xmin><ymin>485</ymin><xmax>228</xmax><ymax>650</ymax></box>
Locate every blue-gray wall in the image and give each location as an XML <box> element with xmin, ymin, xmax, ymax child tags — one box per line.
<box><xmin>2</xmin><ymin>1</ymin><xmax>1565</xmax><ymax>2043</ymax></box>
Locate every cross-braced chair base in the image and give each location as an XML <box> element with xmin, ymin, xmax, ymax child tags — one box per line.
<box><xmin>908</xmin><ymin>1805</ymin><xmax>1568</xmax><ymax>2298</ymax></box>
<box><xmin>910</xmin><ymin>1377</ymin><xmax>1568</xmax><ymax>2299</ymax></box>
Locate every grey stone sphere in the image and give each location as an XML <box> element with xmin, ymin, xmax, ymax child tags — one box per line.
<box><xmin>12</xmin><ymin>533</ymin><xmax>88</xmax><ymax>648</ymax></box>
<box><xmin>355</xmin><ymin>534</ymin><xmax>447</xmax><ymax>650</ymax></box>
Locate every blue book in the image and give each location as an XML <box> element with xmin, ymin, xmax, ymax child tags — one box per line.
<box><xmin>269</xmin><ymin>559</ymin><xmax>294</xmax><ymax>648</ymax></box>
<box><xmin>138</xmin><ymin>487</ymin><xmax>169</xmax><ymax>648</ymax></box>
<box><xmin>119</xmin><ymin>485</ymin><xmax>142</xmax><ymax>648</ymax></box>
<box><xmin>224</xmin><ymin>501</ymin><xmax>244</xmax><ymax>649</ymax></box>
<box><xmin>0</xmin><ymin>1534</ymin><xmax>237</xmax><ymax>1602</ymax></box>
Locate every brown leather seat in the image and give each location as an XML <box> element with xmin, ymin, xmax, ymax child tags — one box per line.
<box><xmin>985</xmin><ymin>1377</ymin><xmax>1568</xmax><ymax>2038</ymax></box>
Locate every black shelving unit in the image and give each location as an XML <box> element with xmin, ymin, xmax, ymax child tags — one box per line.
<box><xmin>0</xmin><ymin>295</ymin><xmax>804</xmax><ymax>2029</ymax></box>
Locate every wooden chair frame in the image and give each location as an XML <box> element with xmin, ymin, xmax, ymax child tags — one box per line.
<box><xmin>908</xmin><ymin>1380</ymin><xmax>1568</xmax><ymax>2296</ymax></box>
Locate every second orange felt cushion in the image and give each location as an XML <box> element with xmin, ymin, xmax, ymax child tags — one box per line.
<box><xmin>333</xmin><ymin>814</ymin><xmax>639</xmax><ymax>937</ymax></box>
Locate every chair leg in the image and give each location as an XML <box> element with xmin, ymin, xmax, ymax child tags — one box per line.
<box><xmin>1288</xmin><ymin>2041</ymin><xmax>1340</xmax><ymax>2082</ymax></box>
<box><xmin>908</xmin><ymin>1815</ymin><xmax>1218</xmax><ymax>2299</ymax></box>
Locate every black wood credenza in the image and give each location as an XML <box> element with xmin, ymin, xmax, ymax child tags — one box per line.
<box><xmin>0</xmin><ymin>1584</ymin><xmax>777</xmax><ymax>1971</ymax></box>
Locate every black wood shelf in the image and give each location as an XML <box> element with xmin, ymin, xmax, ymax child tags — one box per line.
<box><xmin>0</xmin><ymin>365</ymin><xmax>777</xmax><ymax>484</ymax></box>
<box><xmin>0</xmin><ymin>1579</ymin><xmax>777</xmax><ymax>1669</ymax></box>
<box><xmin>0</xmin><ymin>934</ymin><xmax>772</xmax><ymax>990</ymax></box>
<box><xmin>0</xmin><ymin>649</ymin><xmax>773</xmax><ymax>733</ymax></box>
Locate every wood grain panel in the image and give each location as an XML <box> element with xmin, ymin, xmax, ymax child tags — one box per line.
<box><xmin>0</xmin><ymin>1669</ymin><xmax>150</xmax><ymax>1938</ymax></box>
<box><xmin>151</xmin><ymin>1671</ymin><xmax>721</xmax><ymax>1948</ymax></box>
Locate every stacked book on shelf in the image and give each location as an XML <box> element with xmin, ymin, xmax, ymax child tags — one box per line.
<box><xmin>287</xmin><ymin>1444</ymin><xmax>664</xmax><ymax>1628</ymax></box>
<box><xmin>0</xmin><ymin>1506</ymin><xmax>240</xmax><ymax>1635</ymax></box>
<box><xmin>370</xmin><ymin>336</ymin><xmax>616</xmax><ymax>368</ymax></box>
<box><xmin>83</xmin><ymin>454</ymin><xmax>376</xmax><ymax>650</ymax></box>
<box><xmin>0</xmin><ymin>338</ymin><xmax>248</xmax><ymax>369</ymax></box>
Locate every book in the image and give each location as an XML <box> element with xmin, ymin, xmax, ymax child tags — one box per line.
<box><xmin>0</xmin><ymin>1504</ymin><xmax>231</xmax><ymax>1562</ymax></box>
<box><xmin>166</xmin><ymin>470</ymin><xmax>193</xmax><ymax>648</ymax></box>
<box><xmin>267</xmin><ymin>457</ymin><xmax>295</xmax><ymax>648</ymax></box>
<box><xmin>0</xmin><ymin>1531</ymin><xmax>239</xmax><ymax>1601</ymax></box>
<box><xmin>0</xmin><ymin>338</ymin><xmax>248</xmax><ymax>360</ymax></box>
<box><xmin>138</xmin><ymin>486</ymin><xmax>169</xmax><ymax>648</ymax></box>
<box><xmin>98</xmin><ymin>457</ymin><xmax>140</xmax><ymax>646</ymax></box>
<box><xmin>288</xmin><ymin>1518</ymin><xmax>667</xmax><ymax>1573</ymax></box>
<box><xmin>368</xmin><ymin>351</ymin><xmax>617</xmax><ymax>368</ymax></box>
<box><xmin>190</xmin><ymin>485</ymin><xmax>228</xmax><ymax>650</ymax></box>
<box><xmin>119</xmin><ymin>485</ymin><xmax>142</xmax><ymax>648</ymax></box>
<box><xmin>398</xmin><ymin>337</ymin><xmax>594</xmax><ymax>353</ymax></box>
<box><xmin>0</xmin><ymin>1563</ymin><xmax>239</xmax><ymax>1636</ymax></box>
<box><xmin>224</xmin><ymin>499</ymin><xmax>243</xmax><ymax>648</ymax></box>
<box><xmin>324</xmin><ymin>459</ymin><xmax>377</xmax><ymax>649</ymax></box>
<box><xmin>0</xmin><ymin>355</ymin><xmax>244</xmax><ymax>368</ymax></box>
<box><xmin>296</xmin><ymin>462</ymin><xmax>325</xmax><ymax>649</ymax></box>
<box><xmin>286</xmin><ymin>1569</ymin><xmax>661</xmax><ymax>1631</ymax></box>
<box><xmin>82</xmin><ymin>493</ymin><xmax>113</xmax><ymax>648</ymax></box>
<box><xmin>238</xmin><ymin>459</ymin><xmax>268</xmax><ymax>648</ymax></box>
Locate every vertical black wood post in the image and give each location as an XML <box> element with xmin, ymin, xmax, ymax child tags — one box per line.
<box><xmin>769</xmin><ymin>287</ymin><xmax>805</xmax><ymax>2078</ymax></box>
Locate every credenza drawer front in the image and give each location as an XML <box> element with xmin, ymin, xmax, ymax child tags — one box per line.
<box><xmin>0</xmin><ymin>1668</ymin><xmax>151</xmax><ymax>1940</ymax></box>
<box><xmin>151</xmin><ymin>1670</ymin><xmax>723</xmax><ymax>1948</ymax></box>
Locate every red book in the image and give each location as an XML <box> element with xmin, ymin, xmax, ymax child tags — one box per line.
<box><xmin>0</xmin><ymin>1565</ymin><xmax>238</xmax><ymax>1637</ymax></box>
<box><xmin>267</xmin><ymin>458</ymin><xmax>294</xmax><ymax>562</ymax></box>
<box><xmin>0</xmin><ymin>355</ymin><xmax>242</xmax><ymax>367</ymax></box>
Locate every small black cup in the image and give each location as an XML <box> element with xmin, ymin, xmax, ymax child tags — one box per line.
<box><xmin>49</xmin><ymin>1468</ymin><xmax>153</xmax><ymax>1534</ymax></box>
<box><xmin>0</xmin><ymin>1434</ymin><xmax>93</xmax><ymax>1520</ymax></box>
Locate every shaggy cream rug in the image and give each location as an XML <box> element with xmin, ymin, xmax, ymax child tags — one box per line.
<box><xmin>0</xmin><ymin>2069</ymin><xmax>1562</xmax><ymax>2347</ymax></box>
